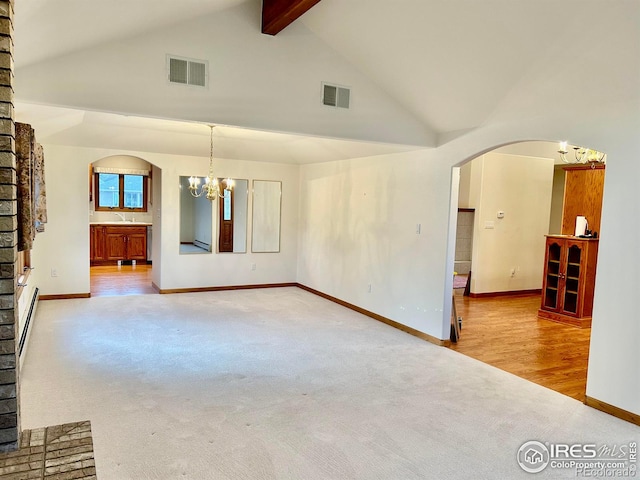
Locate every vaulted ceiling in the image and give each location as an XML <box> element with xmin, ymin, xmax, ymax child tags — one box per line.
<box><xmin>11</xmin><ymin>0</ymin><xmax>639</xmax><ymax>163</ymax></box>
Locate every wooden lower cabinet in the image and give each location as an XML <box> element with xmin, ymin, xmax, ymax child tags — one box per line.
<box><xmin>126</xmin><ymin>229</ymin><xmax>147</xmax><ymax>260</ymax></box>
<box><xmin>538</xmin><ymin>235</ymin><xmax>598</xmax><ymax>328</ymax></box>
<box><xmin>90</xmin><ymin>225</ymin><xmax>107</xmax><ymax>261</ymax></box>
<box><xmin>91</xmin><ymin>225</ymin><xmax>147</xmax><ymax>265</ymax></box>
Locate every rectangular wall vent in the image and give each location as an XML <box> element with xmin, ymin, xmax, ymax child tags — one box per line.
<box><xmin>167</xmin><ymin>55</ymin><xmax>208</xmax><ymax>87</ymax></box>
<box><xmin>322</xmin><ymin>83</ymin><xmax>350</xmax><ymax>109</ymax></box>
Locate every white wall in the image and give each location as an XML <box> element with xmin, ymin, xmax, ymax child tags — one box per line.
<box><xmin>469</xmin><ymin>153</ymin><xmax>554</xmax><ymax>294</ymax></box>
<box><xmin>297</xmin><ymin>151</ymin><xmax>453</xmax><ymax>339</ymax></box>
<box><xmin>30</xmin><ymin>147</ymin><xmax>91</xmax><ymax>295</ymax></box>
<box><xmin>298</xmin><ymin>117</ymin><xmax>639</xmax><ymax>418</ymax></box>
<box><xmin>30</xmin><ymin>144</ymin><xmax>299</xmax><ymax>294</ymax></box>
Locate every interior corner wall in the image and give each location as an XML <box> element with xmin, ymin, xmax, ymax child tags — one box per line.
<box><xmin>470</xmin><ymin>153</ymin><xmax>554</xmax><ymax>294</ymax></box>
<box><xmin>297</xmin><ymin>150</ymin><xmax>452</xmax><ymax>340</ymax></box>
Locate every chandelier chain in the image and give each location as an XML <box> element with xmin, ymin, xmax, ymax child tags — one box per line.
<box><xmin>188</xmin><ymin>124</ymin><xmax>232</xmax><ymax>201</ymax></box>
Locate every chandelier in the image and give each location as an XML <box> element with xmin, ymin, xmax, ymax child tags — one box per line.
<box><xmin>188</xmin><ymin>125</ymin><xmax>233</xmax><ymax>200</ymax></box>
<box><xmin>558</xmin><ymin>141</ymin><xmax>606</xmax><ymax>166</ymax></box>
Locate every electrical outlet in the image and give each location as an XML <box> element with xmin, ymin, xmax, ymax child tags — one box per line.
<box><xmin>367</xmin><ymin>284</ymin><xmax>372</xmax><ymax>293</ymax></box>
<box><xmin>251</xmin><ymin>263</ymin><xmax>256</xmax><ymax>271</ymax></box>
<box><xmin>510</xmin><ymin>268</ymin><xmax>516</xmax><ymax>277</ymax></box>
<box><xmin>51</xmin><ymin>268</ymin><xmax>58</xmax><ymax>277</ymax></box>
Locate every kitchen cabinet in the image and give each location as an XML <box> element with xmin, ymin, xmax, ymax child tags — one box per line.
<box><xmin>90</xmin><ymin>224</ymin><xmax>147</xmax><ymax>265</ymax></box>
<box><xmin>538</xmin><ymin>235</ymin><xmax>598</xmax><ymax>328</ymax></box>
<box><xmin>90</xmin><ymin>225</ymin><xmax>107</xmax><ymax>261</ymax></box>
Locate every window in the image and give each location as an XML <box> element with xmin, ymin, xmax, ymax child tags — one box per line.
<box><xmin>218</xmin><ymin>184</ymin><xmax>234</xmax><ymax>253</ymax></box>
<box><xmin>16</xmin><ymin>249</ymin><xmax>31</xmax><ymax>299</ymax></box>
<box><xmin>222</xmin><ymin>188</ymin><xmax>232</xmax><ymax>221</ymax></box>
<box><xmin>95</xmin><ymin>173</ymin><xmax>148</xmax><ymax>212</ymax></box>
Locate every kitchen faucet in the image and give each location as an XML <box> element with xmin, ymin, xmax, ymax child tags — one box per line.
<box><xmin>114</xmin><ymin>212</ymin><xmax>127</xmax><ymax>222</ymax></box>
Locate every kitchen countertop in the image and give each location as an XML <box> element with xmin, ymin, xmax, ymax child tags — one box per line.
<box><xmin>90</xmin><ymin>222</ymin><xmax>153</xmax><ymax>226</ymax></box>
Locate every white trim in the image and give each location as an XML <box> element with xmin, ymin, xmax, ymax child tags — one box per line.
<box><xmin>93</xmin><ymin>167</ymin><xmax>149</xmax><ymax>176</ymax></box>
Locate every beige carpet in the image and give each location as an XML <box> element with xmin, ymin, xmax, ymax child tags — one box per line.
<box><xmin>19</xmin><ymin>287</ymin><xmax>639</xmax><ymax>479</ymax></box>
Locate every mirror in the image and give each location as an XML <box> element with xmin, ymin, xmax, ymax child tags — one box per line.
<box><xmin>217</xmin><ymin>179</ymin><xmax>248</xmax><ymax>253</ymax></box>
<box><xmin>252</xmin><ymin>180</ymin><xmax>281</xmax><ymax>253</ymax></box>
<box><xmin>179</xmin><ymin>176</ymin><xmax>212</xmax><ymax>254</ymax></box>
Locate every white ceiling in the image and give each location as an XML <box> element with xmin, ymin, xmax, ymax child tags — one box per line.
<box><xmin>12</xmin><ymin>0</ymin><xmax>427</xmax><ymax>162</ymax></box>
<box><xmin>13</xmin><ymin>0</ymin><xmax>248</xmax><ymax>68</ymax></box>
<box><xmin>14</xmin><ymin>103</ymin><xmax>419</xmax><ymax>163</ymax></box>
<box><xmin>12</xmin><ymin>0</ymin><xmax>619</xmax><ymax>163</ymax></box>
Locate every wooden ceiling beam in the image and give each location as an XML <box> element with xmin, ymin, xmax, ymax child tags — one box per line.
<box><xmin>262</xmin><ymin>0</ymin><xmax>321</xmax><ymax>36</ymax></box>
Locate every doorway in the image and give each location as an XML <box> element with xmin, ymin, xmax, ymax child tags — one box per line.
<box><xmin>447</xmin><ymin>140</ymin><xmax>605</xmax><ymax>401</ymax></box>
<box><xmin>89</xmin><ymin>155</ymin><xmax>159</xmax><ymax>297</ymax></box>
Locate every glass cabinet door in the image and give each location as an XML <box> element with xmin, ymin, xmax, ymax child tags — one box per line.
<box><xmin>543</xmin><ymin>241</ymin><xmax>562</xmax><ymax>309</ymax></box>
<box><xmin>562</xmin><ymin>244</ymin><xmax>582</xmax><ymax>315</ymax></box>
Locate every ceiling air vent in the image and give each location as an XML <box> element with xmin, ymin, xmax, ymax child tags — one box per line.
<box><xmin>322</xmin><ymin>83</ymin><xmax>350</xmax><ymax>109</ymax></box>
<box><xmin>167</xmin><ymin>55</ymin><xmax>207</xmax><ymax>87</ymax></box>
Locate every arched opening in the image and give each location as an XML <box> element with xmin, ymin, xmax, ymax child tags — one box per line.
<box><xmin>88</xmin><ymin>155</ymin><xmax>161</xmax><ymax>297</ymax></box>
<box><xmin>445</xmin><ymin>140</ymin><xmax>606</xmax><ymax>401</ymax></box>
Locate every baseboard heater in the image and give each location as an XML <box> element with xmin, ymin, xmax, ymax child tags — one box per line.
<box><xmin>19</xmin><ymin>287</ymin><xmax>39</xmax><ymax>357</ymax></box>
<box><xmin>193</xmin><ymin>239</ymin><xmax>211</xmax><ymax>252</ymax></box>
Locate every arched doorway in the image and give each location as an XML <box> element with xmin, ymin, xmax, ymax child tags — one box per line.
<box><xmin>89</xmin><ymin>155</ymin><xmax>161</xmax><ymax>297</ymax></box>
<box><xmin>446</xmin><ymin>140</ymin><xmax>606</xmax><ymax>401</ymax></box>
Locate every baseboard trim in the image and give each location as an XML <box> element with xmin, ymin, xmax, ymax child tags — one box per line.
<box><xmin>39</xmin><ymin>293</ymin><xmax>91</xmax><ymax>301</ymax></box>
<box><xmin>157</xmin><ymin>282</ymin><xmax>297</xmax><ymax>294</ymax></box>
<box><xmin>297</xmin><ymin>283</ymin><xmax>449</xmax><ymax>347</ymax></box>
<box><xmin>90</xmin><ymin>260</ymin><xmax>148</xmax><ymax>266</ymax></box>
<box><xmin>469</xmin><ymin>288</ymin><xmax>541</xmax><ymax>298</ymax></box>
<box><xmin>538</xmin><ymin>309</ymin><xmax>591</xmax><ymax>328</ymax></box>
<box><xmin>584</xmin><ymin>396</ymin><xmax>640</xmax><ymax>427</ymax></box>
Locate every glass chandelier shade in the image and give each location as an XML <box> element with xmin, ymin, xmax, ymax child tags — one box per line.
<box><xmin>558</xmin><ymin>141</ymin><xmax>606</xmax><ymax>165</ymax></box>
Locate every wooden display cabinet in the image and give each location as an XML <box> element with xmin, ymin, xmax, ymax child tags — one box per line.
<box><xmin>538</xmin><ymin>235</ymin><xmax>598</xmax><ymax>328</ymax></box>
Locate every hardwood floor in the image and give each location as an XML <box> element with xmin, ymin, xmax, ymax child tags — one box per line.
<box><xmin>90</xmin><ymin>264</ymin><xmax>157</xmax><ymax>297</ymax></box>
<box><xmin>449</xmin><ymin>289</ymin><xmax>591</xmax><ymax>401</ymax></box>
